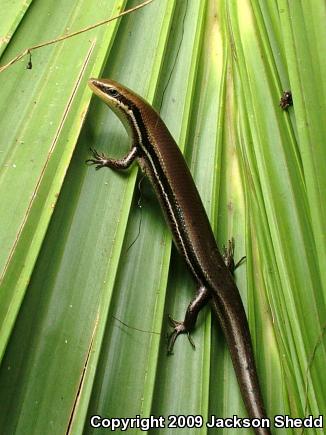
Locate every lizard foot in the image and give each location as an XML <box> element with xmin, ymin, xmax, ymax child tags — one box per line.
<box><xmin>167</xmin><ymin>315</ymin><xmax>195</xmax><ymax>355</ymax></box>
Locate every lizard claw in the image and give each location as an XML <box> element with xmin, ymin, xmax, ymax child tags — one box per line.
<box><xmin>167</xmin><ymin>315</ymin><xmax>195</xmax><ymax>355</ymax></box>
<box><xmin>222</xmin><ymin>238</ymin><xmax>246</xmax><ymax>274</ymax></box>
<box><xmin>86</xmin><ymin>148</ymin><xmax>109</xmax><ymax>169</ymax></box>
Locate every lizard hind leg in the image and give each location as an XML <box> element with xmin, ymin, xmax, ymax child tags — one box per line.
<box><xmin>167</xmin><ymin>285</ymin><xmax>211</xmax><ymax>354</ymax></box>
<box><xmin>167</xmin><ymin>239</ymin><xmax>246</xmax><ymax>354</ymax></box>
<box><xmin>222</xmin><ymin>238</ymin><xmax>246</xmax><ymax>274</ymax></box>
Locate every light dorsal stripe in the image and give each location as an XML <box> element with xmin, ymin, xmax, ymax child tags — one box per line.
<box><xmin>125</xmin><ymin>105</ymin><xmax>202</xmax><ymax>283</ymax></box>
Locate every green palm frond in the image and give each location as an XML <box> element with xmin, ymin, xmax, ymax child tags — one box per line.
<box><xmin>0</xmin><ymin>1</ymin><xmax>325</xmax><ymax>434</ymax></box>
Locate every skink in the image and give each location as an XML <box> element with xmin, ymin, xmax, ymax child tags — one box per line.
<box><xmin>87</xmin><ymin>78</ymin><xmax>271</xmax><ymax>435</ymax></box>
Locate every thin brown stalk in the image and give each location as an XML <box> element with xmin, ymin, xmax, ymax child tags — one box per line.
<box><xmin>0</xmin><ymin>0</ymin><xmax>153</xmax><ymax>73</ymax></box>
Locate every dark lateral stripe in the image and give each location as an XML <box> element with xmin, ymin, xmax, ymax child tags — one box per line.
<box><xmin>131</xmin><ymin>105</ymin><xmax>207</xmax><ymax>284</ymax></box>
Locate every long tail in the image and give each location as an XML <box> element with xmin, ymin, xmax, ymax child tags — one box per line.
<box><xmin>210</xmin><ymin>294</ymin><xmax>271</xmax><ymax>435</ymax></box>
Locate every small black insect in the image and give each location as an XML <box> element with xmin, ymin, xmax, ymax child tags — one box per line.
<box><xmin>26</xmin><ymin>50</ymin><xmax>33</xmax><ymax>70</ymax></box>
<box><xmin>279</xmin><ymin>90</ymin><xmax>293</xmax><ymax>110</ymax></box>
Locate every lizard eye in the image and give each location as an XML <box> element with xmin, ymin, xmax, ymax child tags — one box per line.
<box><xmin>107</xmin><ymin>88</ymin><xmax>119</xmax><ymax>98</ymax></box>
